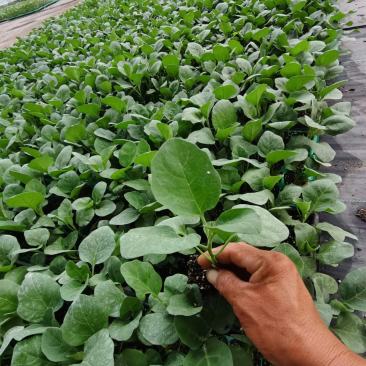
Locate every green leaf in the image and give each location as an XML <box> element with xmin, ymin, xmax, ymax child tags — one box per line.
<box><xmin>200</xmin><ymin>293</ymin><xmax>235</xmax><ymax>334</ymax></box>
<box><xmin>322</xmin><ymin>115</ymin><xmax>356</xmax><ymax>136</ymax></box>
<box><xmin>331</xmin><ymin>313</ymin><xmax>366</xmax><ymax>354</ymax></box>
<box><xmin>242</xmin><ymin>119</ymin><xmax>262</xmax><ymax>142</ymax></box>
<box><xmin>315</xmin><ymin>222</ymin><xmax>358</xmax><ymax>242</ymax></box>
<box><xmin>64</xmin><ymin>67</ymin><xmax>82</xmax><ymax>82</ymax></box>
<box><xmin>285</xmin><ymin>75</ymin><xmax>315</xmax><ymax>92</ymax></box>
<box><xmin>174</xmin><ymin>315</ymin><xmax>209</xmax><ymax>350</ymax></box>
<box><xmin>0</xmin><ymin>279</ymin><xmax>19</xmax><ymax>316</ymax></box>
<box><xmin>228</xmin><ymin>190</ymin><xmax>274</xmax><ymax>206</ymax></box>
<box><xmin>167</xmin><ymin>285</ymin><xmax>202</xmax><ymax>316</ymax></box>
<box><xmin>109</xmin><ymin>297</ymin><xmax>142</xmax><ymax>341</ymax></box>
<box><xmin>212</xmin><ymin>100</ymin><xmax>238</xmax><ymax>130</ymax></box>
<box><xmin>77</xmin><ymin>104</ymin><xmax>101</xmax><ymax>117</ymax></box>
<box><xmin>115</xmin><ymin>349</ymin><xmax>148</xmax><ymax>366</ymax></box>
<box><xmin>257</xmin><ymin>131</ymin><xmax>284</xmax><ymax>157</ymax></box>
<box><xmin>230</xmin><ymin>345</ymin><xmax>253</xmax><ymax>366</ymax></box>
<box><xmin>79</xmin><ymin>226</ymin><xmax>116</xmax><ymax>269</ymax></box>
<box><xmin>95</xmin><ymin>281</ymin><xmax>126</xmax><ymax>317</ymax></box>
<box><xmin>110</xmin><ymin>208</ymin><xmax>140</xmax><ymax>225</ymax></box>
<box><xmin>315</xmin><ymin>50</ymin><xmax>339</xmax><ymax>66</ymax></box>
<box><xmin>245</xmin><ymin>84</ymin><xmax>267</xmax><ymax>106</ymax></box>
<box><xmin>17</xmin><ymin>273</ymin><xmax>63</xmax><ymax>322</ymax></box>
<box><xmin>66</xmin><ymin>261</ymin><xmax>90</xmax><ymax>282</ymax></box>
<box><xmin>121</xmin><ymin>260</ymin><xmax>162</xmax><ymax>301</ymax></box>
<box><xmin>77</xmin><ymin>329</ymin><xmax>114</xmax><ymax>366</ymax></box>
<box><xmin>281</xmin><ymin>63</ymin><xmax>302</xmax><ymax>78</ymax></box>
<box><xmin>119</xmin><ymin>141</ymin><xmax>137</xmax><ymax>167</ymax></box>
<box><xmin>28</xmin><ymin>157</ymin><xmax>54</xmax><ymax>173</ymax></box>
<box><xmin>311</xmin><ymin>273</ymin><xmax>338</xmax><ymax>303</ymax></box>
<box><xmin>102</xmin><ymin>96</ymin><xmax>125</xmax><ymax>113</ymax></box>
<box><xmin>294</xmin><ymin>223</ymin><xmax>319</xmax><ymax>255</ymax></box>
<box><xmin>120</xmin><ymin>226</ymin><xmax>201</xmax><ymax>259</ymax></box>
<box><xmin>41</xmin><ymin>328</ymin><xmax>77</xmax><ymax>362</ymax></box>
<box><xmin>184</xmin><ymin>338</ymin><xmax>233</xmax><ymax>366</ymax></box>
<box><xmin>61</xmin><ymin>294</ymin><xmax>109</xmax><ymax>346</ymax></box>
<box><xmin>12</xmin><ymin>336</ymin><xmax>51</xmax><ymax>366</ymax></box>
<box><xmin>213</xmin><ymin>45</ymin><xmax>230</xmax><ymax>62</ymax></box>
<box><xmin>134</xmin><ymin>151</ymin><xmax>157</xmax><ymax>167</ymax></box>
<box><xmin>61</xmin><ymin>280</ymin><xmax>87</xmax><ymax>301</ymax></box>
<box><xmin>213</xmin><ymin>85</ymin><xmax>237</xmax><ymax>100</ymax></box>
<box><xmin>302</xmin><ymin>179</ymin><xmax>339</xmax><ymax>213</ymax></box>
<box><xmin>340</xmin><ymin>268</ymin><xmax>366</xmax><ymax>311</ymax></box>
<box><xmin>65</xmin><ymin>125</ymin><xmax>86</xmax><ymax>143</ymax></box>
<box><xmin>6</xmin><ymin>191</ymin><xmax>44</xmax><ymax>212</ymax></box>
<box><xmin>234</xmin><ymin>204</ymin><xmax>289</xmax><ymax>247</ymax></box>
<box><xmin>315</xmin><ymin>241</ymin><xmax>354</xmax><ymax>265</ymax></box>
<box><xmin>24</xmin><ymin>228</ymin><xmax>49</xmax><ymax>247</ymax></box>
<box><xmin>263</xmin><ymin>175</ymin><xmax>283</xmax><ymax>190</ymax></box>
<box><xmin>266</xmin><ymin>150</ymin><xmax>297</xmax><ymax>164</ymax></box>
<box><xmin>0</xmin><ymin>235</ymin><xmax>20</xmax><ymax>268</ymax></box>
<box><xmin>214</xmin><ymin>208</ymin><xmax>261</xmax><ymax>234</ymax></box>
<box><xmin>151</xmin><ymin>139</ymin><xmax>221</xmax><ymax>216</ymax></box>
<box><xmin>139</xmin><ymin>313</ymin><xmax>179</xmax><ymax>345</ymax></box>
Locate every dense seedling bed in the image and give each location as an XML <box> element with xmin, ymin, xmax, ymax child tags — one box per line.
<box><xmin>0</xmin><ymin>0</ymin><xmax>364</xmax><ymax>364</ymax></box>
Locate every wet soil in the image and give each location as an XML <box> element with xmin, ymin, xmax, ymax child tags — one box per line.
<box><xmin>187</xmin><ymin>254</ymin><xmax>212</xmax><ymax>294</ymax></box>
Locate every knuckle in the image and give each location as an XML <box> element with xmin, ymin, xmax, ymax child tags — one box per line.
<box><xmin>216</xmin><ymin>271</ymin><xmax>236</xmax><ymax>295</ymax></box>
<box><xmin>271</xmin><ymin>252</ymin><xmax>296</xmax><ymax>272</ymax></box>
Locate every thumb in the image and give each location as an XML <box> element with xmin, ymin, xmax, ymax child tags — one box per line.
<box><xmin>207</xmin><ymin>269</ymin><xmax>247</xmax><ymax>306</ymax></box>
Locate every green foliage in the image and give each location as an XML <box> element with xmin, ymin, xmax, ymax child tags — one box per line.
<box><xmin>0</xmin><ymin>0</ymin><xmax>52</xmax><ymax>21</ymax></box>
<box><xmin>0</xmin><ymin>0</ymin><xmax>362</xmax><ymax>362</ymax></box>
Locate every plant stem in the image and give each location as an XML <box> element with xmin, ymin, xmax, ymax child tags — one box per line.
<box><xmin>214</xmin><ymin>233</ymin><xmax>236</xmax><ymax>257</ymax></box>
<box><xmin>196</xmin><ymin>246</ymin><xmax>213</xmax><ymax>263</ymax></box>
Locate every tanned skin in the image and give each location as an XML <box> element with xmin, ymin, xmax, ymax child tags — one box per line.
<box><xmin>198</xmin><ymin>242</ymin><xmax>366</xmax><ymax>366</ymax></box>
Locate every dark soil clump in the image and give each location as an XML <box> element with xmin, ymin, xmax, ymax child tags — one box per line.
<box><xmin>187</xmin><ymin>254</ymin><xmax>212</xmax><ymax>294</ymax></box>
<box><xmin>356</xmin><ymin>208</ymin><xmax>366</xmax><ymax>222</ymax></box>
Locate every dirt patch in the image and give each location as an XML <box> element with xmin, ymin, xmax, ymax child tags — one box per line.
<box><xmin>356</xmin><ymin>208</ymin><xmax>366</xmax><ymax>222</ymax></box>
<box><xmin>187</xmin><ymin>254</ymin><xmax>212</xmax><ymax>293</ymax></box>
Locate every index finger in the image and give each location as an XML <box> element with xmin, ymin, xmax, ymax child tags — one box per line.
<box><xmin>198</xmin><ymin>242</ymin><xmax>272</xmax><ymax>275</ymax></box>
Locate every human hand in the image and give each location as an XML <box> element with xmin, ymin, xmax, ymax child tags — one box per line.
<box><xmin>198</xmin><ymin>242</ymin><xmax>365</xmax><ymax>366</ymax></box>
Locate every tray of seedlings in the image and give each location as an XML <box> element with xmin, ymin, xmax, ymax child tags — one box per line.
<box><xmin>0</xmin><ymin>0</ymin><xmax>362</xmax><ymax>364</ymax></box>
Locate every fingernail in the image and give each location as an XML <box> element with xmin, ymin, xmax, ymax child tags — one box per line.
<box><xmin>206</xmin><ymin>269</ymin><xmax>219</xmax><ymax>287</ymax></box>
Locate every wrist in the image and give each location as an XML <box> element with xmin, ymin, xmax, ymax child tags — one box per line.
<box><xmin>281</xmin><ymin>326</ymin><xmax>361</xmax><ymax>366</ymax></box>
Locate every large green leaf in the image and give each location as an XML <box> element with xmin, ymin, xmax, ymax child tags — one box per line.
<box><xmin>77</xmin><ymin>329</ymin><xmax>114</xmax><ymax>366</ymax></box>
<box><xmin>340</xmin><ymin>268</ymin><xmax>366</xmax><ymax>311</ymax></box>
<box><xmin>233</xmin><ymin>204</ymin><xmax>289</xmax><ymax>247</ymax></box>
<box><xmin>139</xmin><ymin>313</ymin><xmax>179</xmax><ymax>345</ymax></box>
<box><xmin>17</xmin><ymin>273</ymin><xmax>63</xmax><ymax>322</ymax></box>
<box><xmin>302</xmin><ymin>179</ymin><xmax>339</xmax><ymax>212</ymax></box>
<box><xmin>214</xmin><ymin>208</ymin><xmax>261</xmax><ymax>235</ymax></box>
<box><xmin>120</xmin><ymin>226</ymin><xmax>200</xmax><ymax>259</ymax></box>
<box><xmin>41</xmin><ymin>328</ymin><xmax>77</xmax><ymax>362</ymax></box>
<box><xmin>315</xmin><ymin>241</ymin><xmax>354</xmax><ymax>265</ymax></box>
<box><xmin>79</xmin><ymin>226</ymin><xmax>116</xmax><ymax>269</ymax></box>
<box><xmin>212</xmin><ymin>100</ymin><xmax>238</xmax><ymax>130</ymax></box>
<box><xmin>121</xmin><ymin>260</ymin><xmax>162</xmax><ymax>301</ymax></box>
<box><xmin>151</xmin><ymin>139</ymin><xmax>221</xmax><ymax>216</ymax></box>
<box><xmin>0</xmin><ymin>279</ymin><xmax>19</xmax><ymax>316</ymax></box>
<box><xmin>331</xmin><ymin>313</ymin><xmax>366</xmax><ymax>354</ymax></box>
<box><xmin>61</xmin><ymin>295</ymin><xmax>109</xmax><ymax>346</ymax></box>
<box><xmin>12</xmin><ymin>336</ymin><xmax>52</xmax><ymax>366</ymax></box>
<box><xmin>184</xmin><ymin>338</ymin><xmax>233</xmax><ymax>366</ymax></box>
<box><xmin>6</xmin><ymin>192</ymin><xmax>44</xmax><ymax>212</ymax></box>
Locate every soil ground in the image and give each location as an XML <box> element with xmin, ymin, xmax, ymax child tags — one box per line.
<box><xmin>0</xmin><ymin>0</ymin><xmax>84</xmax><ymax>50</ymax></box>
